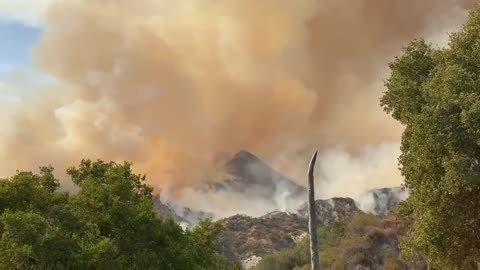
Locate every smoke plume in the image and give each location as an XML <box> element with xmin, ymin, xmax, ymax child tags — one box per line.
<box><xmin>0</xmin><ymin>0</ymin><xmax>474</xmax><ymax>208</ymax></box>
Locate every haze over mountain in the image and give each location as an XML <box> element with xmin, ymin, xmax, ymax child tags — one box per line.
<box><xmin>156</xmin><ymin>150</ymin><xmax>306</xmax><ymax>220</ymax></box>
<box><xmin>212</xmin><ymin>151</ymin><xmax>306</xmax><ymax>199</ymax></box>
<box><xmin>155</xmin><ymin>151</ymin><xmax>406</xmax><ymax>227</ymax></box>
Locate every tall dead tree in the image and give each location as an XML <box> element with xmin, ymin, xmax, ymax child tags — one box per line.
<box><xmin>308</xmin><ymin>151</ymin><xmax>320</xmax><ymax>270</ymax></box>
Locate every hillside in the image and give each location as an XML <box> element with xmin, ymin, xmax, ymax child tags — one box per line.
<box><xmin>255</xmin><ymin>214</ymin><xmax>427</xmax><ymax>270</ymax></box>
<box><xmin>216</xmin><ymin>194</ymin><xmax>414</xmax><ymax>269</ymax></box>
<box><xmin>217</xmin><ymin>197</ymin><xmax>361</xmax><ymax>264</ymax></box>
<box><xmin>150</xmin><ymin>151</ymin><xmax>408</xmax><ymax>268</ymax></box>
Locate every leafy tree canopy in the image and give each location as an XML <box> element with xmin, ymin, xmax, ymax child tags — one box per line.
<box><xmin>0</xmin><ymin>160</ymin><xmax>239</xmax><ymax>270</ymax></box>
<box><xmin>381</xmin><ymin>4</ymin><xmax>480</xmax><ymax>268</ymax></box>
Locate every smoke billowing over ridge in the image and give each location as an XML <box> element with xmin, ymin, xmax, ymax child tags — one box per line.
<box><xmin>0</xmin><ymin>0</ymin><xmax>474</xmax><ymax>212</ymax></box>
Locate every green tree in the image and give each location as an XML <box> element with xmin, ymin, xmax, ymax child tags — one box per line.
<box><xmin>381</xmin><ymin>4</ymin><xmax>480</xmax><ymax>268</ymax></box>
<box><xmin>0</xmin><ymin>160</ymin><xmax>238</xmax><ymax>269</ymax></box>
<box><xmin>0</xmin><ymin>167</ymin><xmax>86</xmax><ymax>269</ymax></box>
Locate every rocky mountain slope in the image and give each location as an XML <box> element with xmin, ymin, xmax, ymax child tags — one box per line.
<box><xmin>297</xmin><ymin>197</ymin><xmax>362</xmax><ymax>227</ymax></box>
<box><xmin>151</xmin><ymin>151</ymin><xmax>408</xmax><ymax>268</ymax></box>
<box><xmin>217</xmin><ymin>197</ymin><xmax>362</xmax><ymax>263</ymax></box>
<box><xmin>217</xmin><ymin>194</ymin><xmax>411</xmax><ymax>269</ymax></box>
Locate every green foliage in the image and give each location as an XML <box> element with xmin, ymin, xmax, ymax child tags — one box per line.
<box><xmin>346</xmin><ymin>214</ymin><xmax>382</xmax><ymax>235</ymax></box>
<box><xmin>255</xmin><ymin>214</ymin><xmax>415</xmax><ymax>270</ymax></box>
<box><xmin>0</xmin><ymin>160</ymin><xmax>238</xmax><ymax>269</ymax></box>
<box><xmin>255</xmin><ymin>223</ymin><xmax>346</xmax><ymax>270</ymax></box>
<box><xmin>381</xmin><ymin>4</ymin><xmax>480</xmax><ymax>268</ymax></box>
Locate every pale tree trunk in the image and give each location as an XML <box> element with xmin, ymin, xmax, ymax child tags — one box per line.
<box><xmin>308</xmin><ymin>151</ymin><xmax>320</xmax><ymax>270</ymax></box>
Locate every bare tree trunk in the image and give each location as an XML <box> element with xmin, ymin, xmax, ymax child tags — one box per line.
<box><xmin>308</xmin><ymin>151</ymin><xmax>320</xmax><ymax>270</ymax></box>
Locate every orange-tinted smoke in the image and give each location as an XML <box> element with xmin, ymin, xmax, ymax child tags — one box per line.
<box><xmin>0</xmin><ymin>0</ymin><xmax>474</xmax><ymax>193</ymax></box>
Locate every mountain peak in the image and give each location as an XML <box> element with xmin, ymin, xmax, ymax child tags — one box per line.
<box><xmin>198</xmin><ymin>150</ymin><xmax>308</xmax><ymax>215</ymax></box>
<box><xmin>231</xmin><ymin>150</ymin><xmax>260</xmax><ymax>162</ymax></box>
<box><xmin>225</xmin><ymin>150</ymin><xmax>267</xmax><ymax>176</ymax></box>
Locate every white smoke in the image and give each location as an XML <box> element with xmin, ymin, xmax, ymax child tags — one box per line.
<box><xmin>357</xmin><ymin>187</ymin><xmax>409</xmax><ymax>215</ymax></box>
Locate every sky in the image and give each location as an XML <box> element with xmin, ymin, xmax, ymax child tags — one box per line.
<box><xmin>0</xmin><ymin>0</ymin><xmax>48</xmax><ymax>68</ymax></box>
<box><xmin>0</xmin><ymin>20</ymin><xmax>43</xmax><ymax>104</ymax></box>
<box><xmin>0</xmin><ymin>0</ymin><xmax>49</xmax><ymax>103</ymax></box>
<box><xmin>0</xmin><ymin>21</ymin><xmax>41</xmax><ymax>76</ymax></box>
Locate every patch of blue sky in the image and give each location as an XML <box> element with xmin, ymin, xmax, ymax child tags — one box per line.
<box><xmin>0</xmin><ymin>18</ymin><xmax>42</xmax><ymax>71</ymax></box>
<box><xmin>0</xmin><ymin>18</ymin><xmax>56</xmax><ymax>104</ymax></box>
